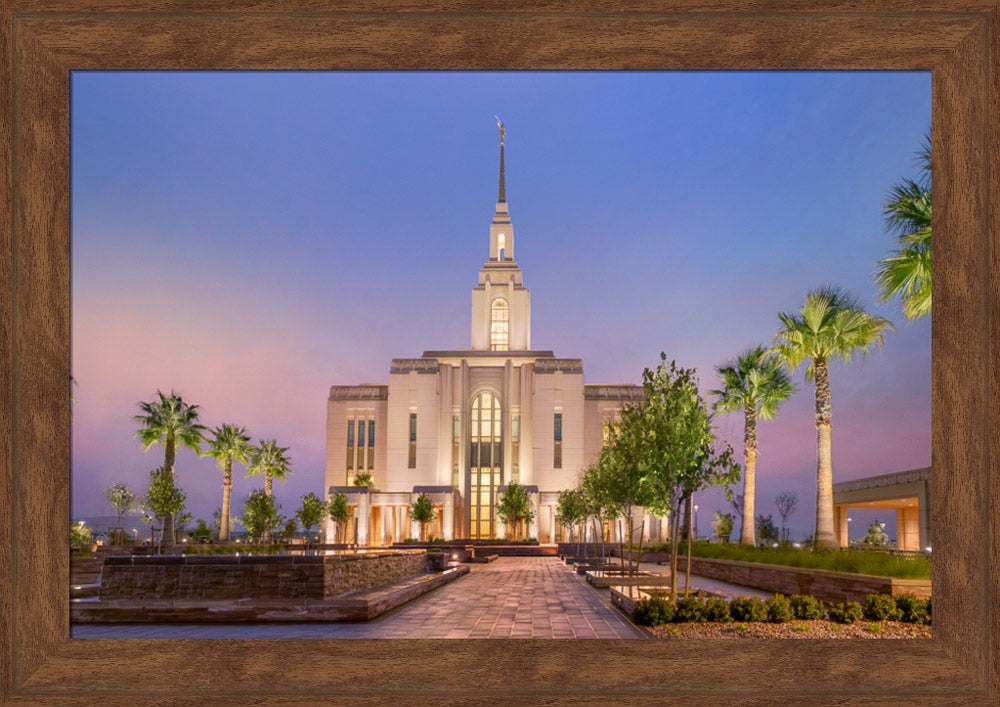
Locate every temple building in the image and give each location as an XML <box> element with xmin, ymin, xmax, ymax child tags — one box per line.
<box><xmin>323</xmin><ymin>124</ymin><xmax>650</xmax><ymax>544</ymax></box>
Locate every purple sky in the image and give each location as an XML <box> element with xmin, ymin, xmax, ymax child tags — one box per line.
<box><xmin>71</xmin><ymin>71</ymin><xmax>931</xmax><ymax>542</ymax></box>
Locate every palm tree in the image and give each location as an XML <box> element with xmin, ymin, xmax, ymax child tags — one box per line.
<box><xmin>771</xmin><ymin>286</ymin><xmax>893</xmax><ymax>549</ymax></box>
<box><xmin>711</xmin><ymin>346</ymin><xmax>797</xmax><ymax>546</ymax></box>
<box><xmin>206</xmin><ymin>424</ymin><xmax>252</xmax><ymax>542</ymax></box>
<box><xmin>874</xmin><ymin>137</ymin><xmax>931</xmax><ymax>319</ymax></box>
<box><xmin>246</xmin><ymin>439</ymin><xmax>292</xmax><ymax>543</ymax></box>
<box><xmin>133</xmin><ymin>390</ymin><xmax>206</xmax><ymax>547</ymax></box>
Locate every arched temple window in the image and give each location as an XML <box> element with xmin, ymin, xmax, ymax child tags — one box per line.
<box><xmin>490</xmin><ymin>298</ymin><xmax>509</xmax><ymax>351</ymax></box>
<box><xmin>470</xmin><ymin>391</ymin><xmax>502</xmax><ymax>539</ymax></box>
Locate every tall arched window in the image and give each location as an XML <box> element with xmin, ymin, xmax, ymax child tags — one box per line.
<box><xmin>490</xmin><ymin>298</ymin><xmax>509</xmax><ymax>351</ymax></box>
<box><xmin>469</xmin><ymin>391</ymin><xmax>502</xmax><ymax>539</ymax></box>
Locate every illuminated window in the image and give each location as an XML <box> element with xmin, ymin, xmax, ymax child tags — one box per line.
<box><xmin>469</xmin><ymin>392</ymin><xmax>502</xmax><ymax>539</ymax></box>
<box><xmin>367</xmin><ymin>420</ymin><xmax>375</xmax><ymax>469</ymax></box>
<box><xmin>346</xmin><ymin>419</ymin><xmax>355</xmax><ymax>472</ymax></box>
<box><xmin>490</xmin><ymin>299</ymin><xmax>509</xmax><ymax>351</ymax></box>
<box><xmin>553</xmin><ymin>412</ymin><xmax>562</xmax><ymax>469</ymax></box>
<box><xmin>497</xmin><ymin>233</ymin><xmax>506</xmax><ymax>261</ymax></box>
<box><xmin>408</xmin><ymin>413</ymin><xmax>417</xmax><ymax>469</ymax></box>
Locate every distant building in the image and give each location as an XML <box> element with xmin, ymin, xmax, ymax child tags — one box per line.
<box><xmin>323</xmin><ymin>128</ymin><xmax>658</xmax><ymax>544</ymax></box>
<box><xmin>832</xmin><ymin>466</ymin><xmax>931</xmax><ymax>551</ymax></box>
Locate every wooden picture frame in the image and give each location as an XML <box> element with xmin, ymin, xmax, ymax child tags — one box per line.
<box><xmin>2</xmin><ymin>1</ymin><xmax>997</xmax><ymax>702</ymax></box>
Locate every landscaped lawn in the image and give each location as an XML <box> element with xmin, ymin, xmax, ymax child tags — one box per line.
<box><xmin>630</xmin><ymin>542</ymin><xmax>931</xmax><ymax>579</ymax></box>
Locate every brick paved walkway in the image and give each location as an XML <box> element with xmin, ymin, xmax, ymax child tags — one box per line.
<box><xmin>71</xmin><ymin>557</ymin><xmax>647</xmax><ymax>639</ymax></box>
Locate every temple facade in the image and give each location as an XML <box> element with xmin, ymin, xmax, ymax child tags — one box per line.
<box><xmin>323</xmin><ymin>125</ymin><xmax>655</xmax><ymax>544</ymax></box>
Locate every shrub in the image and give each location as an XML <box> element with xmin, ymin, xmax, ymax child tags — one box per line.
<box><xmin>674</xmin><ymin>596</ymin><xmax>707</xmax><ymax>623</ymax></box>
<box><xmin>765</xmin><ymin>594</ymin><xmax>794</xmax><ymax>623</ymax></box>
<box><xmin>703</xmin><ymin>597</ymin><xmax>732</xmax><ymax>622</ymax></box>
<box><xmin>729</xmin><ymin>596</ymin><xmax>766</xmax><ymax>622</ymax></box>
<box><xmin>789</xmin><ymin>594</ymin><xmax>824</xmax><ymax>620</ymax></box>
<box><xmin>827</xmin><ymin>601</ymin><xmax>863</xmax><ymax>624</ymax></box>
<box><xmin>862</xmin><ymin>593</ymin><xmax>902</xmax><ymax>622</ymax></box>
<box><xmin>894</xmin><ymin>594</ymin><xmax>929</xmax><ymax>624</ymax></box>
<box><xmin>426</xmin><ymin>547</ymin><xmax>443</xmax><ymax>553</ymax></box>
<box><xmin>632</xmin><ymin>597</ymin><xmax>675</xmax><ymax>626</ymax></box>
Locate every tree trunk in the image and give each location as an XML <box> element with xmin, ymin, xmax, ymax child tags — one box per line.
<box><xmin>685</xmin><ymin>496</ymin><xmax>694</xmax><ymax>595</ymax></box>
<box><xmin>220</xmin><ymin>456</ymin><xmax>232</xmax><ymax>542</ymax></box>
<box><xmin>161</xmin><ymin>434</ymin><xmax>177</xmax><ymax>551</ymax></box>
<box><xmin>669</xmin><ymin>500</ymin><xmax>680</xmax><ymax>603</ymax></box>
<box><xmin>740</xmin><ymin>403</ymin><xmax>758</xmax><ymax>546</ymax></box>
<box><xmin>263</xmin><ymin>472</ymin><xmax>273</xmax><ymax>543</ymax></box>
<box><xmin>813</xmin><ymin>359</ymin><xmax>837</xmax><ymax>549</ymax></box>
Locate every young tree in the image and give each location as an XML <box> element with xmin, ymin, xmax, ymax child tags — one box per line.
<box><xmin>775</xmin><ymin>490</ymin><xmax>799</xmax><ymax>543</ymax></box>
<box><xmin>581</xmin><ymin>461</ymin><xmax>620</xmax><ymax>560</ymax></box>
<box><xmin>246</xmin><ymin>439</ymin><xmax>292</xmax><ymax>542</ymax></box>
<box><xmin>143</xmin><ymin>466</ymin><xmax>187</xmax><ymax>554</ymax></box>
<box><xmin>327</xmin><ymin>492</ymin><xmax>352</xmax><ymax>544</ymax></box>
<box><xmin>496</xmin><ymin>481</ymin><xmax>535</xmax><ymax>541</ymax></box>
<box><xmin>70</xmin><ymin>520</ymin><xmax>95</xmax><ymax>546</ymax></box>
<box><xmin>555</xmin><ymin>487</ymin><xmax>587</xmax><ymax>553</ymax></box>
<box><xmin>771</xmin><ymin>287</ymin><xmax>893</xmax><ymax>549</ymax></box>
<box><xmin>630</xmin><ymin>355</ymin><xmax>740</xmax><ymax>600</ymax></box>
<box><xmin>712</xmin><ymin>511</ymin><xmax>734</xmax><ymax>543</ymax></box>
<box><xmin>239</xmin><ymin>489</ymin><xmax>283</xmax><ymax>545</ymax></box>
<box><xmin>755</xmin><ymin>514</ymin><xmax>779</xmax><ymax>544</ymax></box>
<box><xmin>875</xmin><ymin>136</ymin><xmax>932</xmax><ymax>320</ymax></box>
<box><xmin>132</xmin><ymin>390</ymin><xmax>206</xmax><ymax>548</ymax></box>
<box><xmin>410</xmin><ymin>493</ymin><xmax>438</xmax><ymax>542</ymax></box>
<box><xmin>353</xmin><ymin>471</ymin><xmax>374</xmax><ymax>488</ymax></box>
<box><xmin>295</xmin><ymin>492</ymin><xmax>327</xmax><ymax>550</ymax></box>
<box><xmin>206</xmin><ymin>423</ymin><xmax>252</xmax><ymax>542</ymax></box>
<box><xmin>711</xmin><ymin>346</ymin><xmax>796</xmax><ymax>545</ymax></box>
<box><xmin>104</xmin><ymin>481</ymin><xmax>138</xmax><ymax>545</ymax></box>
<box><xmin>598</xmin><ymin>408</ymin><xmax>653</xmax><ymax>572</ymax></box>
<box><xmin>862</xmin><ymin>520</ymin><xmax>890</xmax><ymax>547</ymax></box>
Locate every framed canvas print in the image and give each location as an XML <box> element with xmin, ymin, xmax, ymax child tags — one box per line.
<box><xmin>2</xmin><ymin>1</ymin><xmax>997</xmax><ymax>703</ymax></box>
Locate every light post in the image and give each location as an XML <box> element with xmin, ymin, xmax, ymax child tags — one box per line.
<box><xmin>693</xmin><ymin>505</ymin><xmax>699</xmax><ymax>540</ymax></box>
<box><xmin>847</xmin><ymin>517</ymin><xmax>853</xmax><ymax>546</ymax></box>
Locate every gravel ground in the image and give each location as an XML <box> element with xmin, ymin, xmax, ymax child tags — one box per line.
<box><xmin>648</xmin><ymin>620</ymin><xmax>932</xmax><ymax>639</ymax></box>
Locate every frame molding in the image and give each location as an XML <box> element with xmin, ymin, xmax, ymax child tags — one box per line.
<box><xmin>2</xmin><ymin>1</ymin><xmax>997</xmax><ymax>702</ymax></box>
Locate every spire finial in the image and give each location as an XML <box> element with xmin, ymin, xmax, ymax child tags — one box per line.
<box><xmin>494</xmin><ymin>115</ymin><xmax>506</xmax><ymax>202</ymax></box>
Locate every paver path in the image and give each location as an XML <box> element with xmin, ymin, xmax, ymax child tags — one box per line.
<box><xmin>71</xmin><ymin>556</ymin><xmax>647</xmax><ymax>639</ymax></box>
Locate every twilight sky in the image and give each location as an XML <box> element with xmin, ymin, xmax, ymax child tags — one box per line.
<box><xmin>71</xmin><ymin>71</ymin><xmax>931</xmax><ymax>542</ymax></box>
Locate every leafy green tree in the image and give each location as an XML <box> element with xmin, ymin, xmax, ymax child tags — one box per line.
<box><xmin>755</xmin><ymin>514</ymin><xmax>779</xmax><ymax>544</ymax></box>
<box><xmin>875</xmin><ymin>137</ymin><xmax>932</xmax><ymax>319</ymax></box>
<box><xmin>246</xmin><ymin>439</ymin><xmax>292</xmax><ymax>543</ymax></box>
<box><xmin>629</xmin><ymin>354</ymin><xmax>740</xmax><ymax>599</ymax></box>
<box><xmin>327</xmin><ymin>492</ymin><xmax>352</xmax><ymax>544</ymax></box>
<box><xmin>70</xmin><ymin>520</ymin><xmax>94</xmax><ymax>546</ymax></box>
<box><xmin>104</xmin><ymin>482</ymin><xmax>138</xmax><ymax>544</ymax></box>
<box><xmin>206</xmin><ymin>423</ymin><xmax>252</xmax><ymax>542</ymax></box>
<box><xmin>711</xmin><ymin>346</ymin><xmax>796</xmax><ymax>545</ymax></box>
<box><xmin>143</xmin><ymin>466</ymin><xmax>187</xmax><ymax>554</ymax></box>
<box><xmin>712</xmin><ymin>511</ymin><xmax>734</xmax><ymax>543</ymax></box>
<box><xmin>555</xmin><ymin>487</ymin><xmax>587</xmax><ymax>551</ymax></box>
<box><xmin>239</xmin><ymin>489</ymin><xmax>283</xmax><ymax>545</ymax></box>
<box><xmin>598</xmin><ymin>408</ymin><xmax>653</xmax><ymax>568</ymax></box>
<box><xmin>771</xmin><ymin>286</ymin><xmax>893</xmax><ymax>549</ymax></box>
<box><xmin>410</xmin><ymin>493</ymin><xmax>438</xmax><ymax>542</ymax></box>
<box><xmin>189</xmin><ymin>519</ymin><xmax>213</xmax><ymax>543</ymax></box>
<box><xmin>353</xmin><ymin>471</ymin><xmax>374</xmax><ymax>487</ymax></box>
<box><xmin>581</xmin><ymin>461</ymin><xmax>620</xmax><ymax>559</ymax></box>
<box><xmin>132</xmin><ymin>390</ymin><xmax>206</xmax><ymax>548</ymax></box>
<box><xmin>282</xmin><ymin>518</ymin><xmax>299</xmax><ymax>543</ymax></box>
<box><xmin>862</xmin><ymin>520</ymin><xmax>890</xmax><ymax>547</ymax></box>
<box><xmin>775</xmin><ymin>490</ymin><xmax>798</xmax><ymax>543</ymax></box>
<box><xmin>496</xmin><ymin>481</ymin><xmax>535</xmax><ymax>541</ymax></box>
<box><xmin>295</xmin><ymin>492</ymin><xmax>327</xmax><ymax>549</ymax></box>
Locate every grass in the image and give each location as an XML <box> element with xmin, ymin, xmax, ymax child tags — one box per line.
<box><xmin>629</xmin><ymin>542</ymin><xmax>930</xmax><ymax>579</ymax></box>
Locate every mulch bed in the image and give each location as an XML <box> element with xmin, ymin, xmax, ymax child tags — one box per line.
<box><xmin>648</xmin><ymin>620</ymin><xmax>931</xmax><ymax>639</ymax></box>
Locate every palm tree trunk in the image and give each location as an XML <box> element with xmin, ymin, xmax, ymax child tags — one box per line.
<box><xmin>220</xmin><ymin>456</ymin><xmax>232</xmax><ymax>542</ymax></box>
<box><xmin>740</xmin><ymin>403</ymin><xmax>758</xmax><ymax>545</ymax></box>
<box><xmin>263</xmin><ymin>472</ymin><xmax>273</xmax><ymax>543</ymax></box>
<box><xmin>813</xmin><ymin>359</ymin><xmax>837</xmax><ymax>549</ymax></box>
<box><xmin>161</xmin><ymin>435</ymin><xmax>177</xmax><ymax>550</ymax></box>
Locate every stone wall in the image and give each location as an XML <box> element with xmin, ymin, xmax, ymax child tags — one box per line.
<box><xmin>676</xmin><ymin>556</ymin><xmax>931</xmax><ymax>603</ymax></box>
<box><xmin>100</xmin><ymin>551</ymin><xmax>428</xmax><ymax>601</ymax></box>
<box><xmin>324</xmin><ymin>551</ymin><xmax>428</xmax><ymax>598</ymax></box>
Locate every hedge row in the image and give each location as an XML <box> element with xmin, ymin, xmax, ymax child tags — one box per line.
<box><xmin>632</xmin><ymin>592</ymin><xmax>931</xmax><ymax>627</ymax></box>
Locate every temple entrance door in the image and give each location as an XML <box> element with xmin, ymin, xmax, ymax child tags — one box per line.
<box><xmin>469</xmin><ymin>391</ymin><xmax>502</xmax><ymax>540</ymax></box>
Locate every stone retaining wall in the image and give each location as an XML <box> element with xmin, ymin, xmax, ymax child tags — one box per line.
<box><xmin>324</xmin><ymin>551</ymin><xmax>428</xmax><ymax>598</ymax></box>
<box><xmin>99</xmin><ymin>551</ymin><xmax>428</xmax><ymax>601</ymax></box>
<box><xmin>615</xmin><ymin>553</ymin><xmax>930</xmax><ymax>603</ymax></box>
